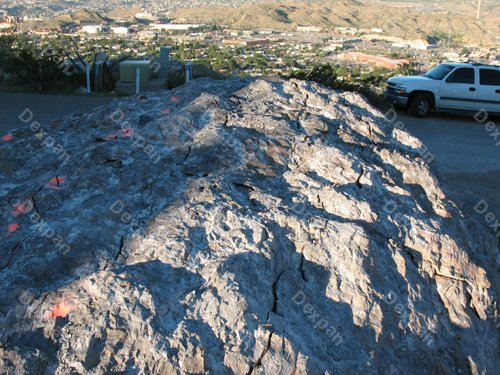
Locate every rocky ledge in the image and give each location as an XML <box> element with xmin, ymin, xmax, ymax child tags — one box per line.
<box><xmin>0</xmin><ymin>77</ymin><xmax>498</xmax><ymax>374</ymax></box>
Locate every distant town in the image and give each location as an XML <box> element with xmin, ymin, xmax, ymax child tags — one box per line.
<box><xmin>1</xmin><ymin>7</ymin><xmax>498</xmax><ymax>73</ymax></box>
<box><xmin>0</xmin><ymin>0</ymin><xmax>498</xmax><ymax>101</ymax></box>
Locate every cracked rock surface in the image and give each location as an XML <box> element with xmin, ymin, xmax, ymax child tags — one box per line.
<box><xmin>0</xmin><ymin>77</ymin><xmax>498</xmax><ymax>374</ymax></box>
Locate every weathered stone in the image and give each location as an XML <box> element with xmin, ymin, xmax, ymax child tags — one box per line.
<box><xmin>0</xmin><ymin>77</ymin><xmax>497</xmax><ymax>374</ymax></box>
<box><xmin>138</xmin><ymin>114</ymin><xmax>155</xmax><ymax>126</ymax></box>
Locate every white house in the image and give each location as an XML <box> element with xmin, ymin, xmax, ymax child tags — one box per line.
<box><xmin>151</xmin><ymin>24</ymin><xmax>201</xmax><ymax>31</ymax></box>
<box><xmin>297</xmin><ymin>26</ymin><xmax>322</xmax><ymax>33</ymax></box>
<box><xmin>112</xmin><ymin>27</ymin><xmax>129</xmax><ymax>35</ymax></box>
<box><xmin>82</xmin><ymin>25</ymin><xmax>102</xmax><ymax>34</ymax></box>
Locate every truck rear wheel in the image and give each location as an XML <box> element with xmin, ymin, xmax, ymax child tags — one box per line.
<box><xmin>409</xmin><ymin>94</ymin><xmax>432</xmax><ymax>118</ymax></box>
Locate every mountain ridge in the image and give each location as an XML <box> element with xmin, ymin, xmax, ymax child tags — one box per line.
<box><xmin>170</xmin><ymin>0</ymin><xmax>499</xmax><ymax>45</ymax></box>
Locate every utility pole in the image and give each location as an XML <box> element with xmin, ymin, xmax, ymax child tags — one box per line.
<box><xmin>476</xmin><ymin>0</ymin><xmax>482</xmax><ymax>20</ymax></box>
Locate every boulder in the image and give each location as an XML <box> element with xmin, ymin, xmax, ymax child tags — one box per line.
<box><xmin>0</xmin><ymin>77</ymin><xmax>497</xmax><ymax>374</ymax></box>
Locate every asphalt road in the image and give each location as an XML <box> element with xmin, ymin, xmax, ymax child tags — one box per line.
<box><xmin>0</xmin><ymin>92</ymin><xmax>111</xmax><ymax>135</ymax></box>
<box><xmin>393</xmin><ymin>110</ymin><xmax>500</xmax><ymax>240</ymax></box>
<box><xmin>398</xmin><ymin>111</ymin><xmax>500</xmax><ymax>174</ymax></box>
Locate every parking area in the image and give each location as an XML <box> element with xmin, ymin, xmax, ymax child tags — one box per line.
<box><xmin>400</xmin><ymin>111</ymin><xmax>500</xmax><ymax>174</ymax></box>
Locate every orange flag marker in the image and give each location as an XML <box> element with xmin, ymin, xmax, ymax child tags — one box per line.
<box><xmin>47</xmin><ymin>176</ymin><xmax>65</xmax><ymax>190</ymax></box>
<box><xmin>13</xmin><ymin>201</ymin><xmax>31</xmax><ymax>216</ymax></box>
<box><xmin>47</xmin><ymin>301</ymin><xmax>74</xmax><ymax>319</ymax></box>
<box><xmin>7</xmin><ymin>223</ymin><xmax>19</xmax><ymax>234</ymax></box>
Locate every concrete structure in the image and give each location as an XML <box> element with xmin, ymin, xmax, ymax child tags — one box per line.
<box><xmin>115</xmin><ymin>47</ymin><xmax>170</xmax><ymax>95</ymax></box>
<box><xmin>119</xmin><ymin>61</ymin><xmax>152</xmax><ymax>83</ymax></box>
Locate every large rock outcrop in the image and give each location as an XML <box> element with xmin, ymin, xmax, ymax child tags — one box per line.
<box><xmin>0</xmin><ymin>77</ymin><xmax>498</xmax><ymax>374</ymax></box>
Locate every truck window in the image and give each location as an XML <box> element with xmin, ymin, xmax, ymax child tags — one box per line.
<box><xmin>446</xmin><ymin>68</ymin><xmax>475</xmax><ymax>84</ymax></box>
<box><xmin>424</xmin><ymin>64</ymin><xmax>453</xmax><ymax>80</ymax></box>
<box><xmin>479</xmin><ymin>69</ymin><xmax>500</xmax><ymax>86</ymax></box>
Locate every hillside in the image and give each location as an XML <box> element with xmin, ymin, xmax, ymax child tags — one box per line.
<box><xmin>18</xmin><ymin>9</ymin><xmax>110</xmax><ymax>31</ymax></box>
<box><xmin>106</xmin><ymin>6</ymin><xmax>143</xmax><ymax>19</ymax></box>
<box><xmin>171</xmin><ymin>0</ymin><xmax>499</xmax><ymax>45</ymax></box>
<box><xmin>0</xmin><ymin>77</ymin><xmax>497</xmax><ymax>373</ymax></box>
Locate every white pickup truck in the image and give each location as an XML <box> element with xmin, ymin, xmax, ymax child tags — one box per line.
<box><xmin>385</xmin><ymin>62</ymin><xmax>500</xmax><ymax>117</ymax></box>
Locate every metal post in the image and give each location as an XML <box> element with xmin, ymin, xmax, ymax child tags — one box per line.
<box><xmin>159</xmin><ymin>46</ymin><xmax>170</xmax><ymax>87</ymax></box>
<box><xmin>94</xmin><ymin>62</ymin><xmax>102</xmax><ymax>94</ymax></box>
<box><xmin>185</xmin><ymin>61</ymin><xmax>192</xmax><ymax>83</ymax></box>
<box><xmin>85</xmin><ymin>64</ymin><xmax>91</xmax><ymax>94</ymax></box>
<box><xmin>135</xmin><ymin>68</ymin><xmax>140</xmax><ymax>95</ymax></box>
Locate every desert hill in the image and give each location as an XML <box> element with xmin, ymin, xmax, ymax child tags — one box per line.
<box><xmin>171</xmin><ymin>0</ymin><xmax>499</xmax><ymax>45</ymax></box>
<box><xmin>18</xmin><ymin>9</ymin><xmax>110</xmax><ymax>31</ymax></box>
